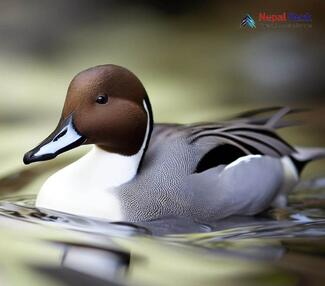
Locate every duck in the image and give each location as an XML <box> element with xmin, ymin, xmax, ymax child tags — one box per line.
<box><xmin>23</xmin><ymin>64</ymin><xmax>325</xmax><ymax>222</ymax></box>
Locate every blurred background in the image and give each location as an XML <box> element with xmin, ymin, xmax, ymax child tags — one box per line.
<box><xmin>1</xmin><ymin>0</ymin><xmax>324</xmax><ymax>184</ymax></box>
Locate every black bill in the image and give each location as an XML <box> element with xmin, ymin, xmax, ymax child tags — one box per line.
<box><xmin>23</xmin><ymin>114</ymin><xmax>86</xmax><ymax>165</ymax></box>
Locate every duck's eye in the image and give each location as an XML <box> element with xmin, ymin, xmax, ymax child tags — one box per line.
<box><xmin>96</xmin><ymin>95</ymin><xmax>108</xmax><ymax>104</ymax></box>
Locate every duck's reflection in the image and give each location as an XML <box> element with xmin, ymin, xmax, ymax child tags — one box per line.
<box><xmin>35</xmin><ymin>243</ymin><xmax>131</xmax><ymax>285</ymax></box>
<box><xmin>61</xmin><ymin>244</ymin><xmax>130</xmax><ymax>280</ymax></box>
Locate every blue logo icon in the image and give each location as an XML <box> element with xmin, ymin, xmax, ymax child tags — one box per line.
<box><xmin>241</xmin><ymin>14</ymin><xmax>256</xmax><ymax>28</ymax></box>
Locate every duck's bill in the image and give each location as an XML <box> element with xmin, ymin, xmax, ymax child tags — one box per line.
<box><xmin>23</xmin><ymin>115</ymin><xmax>86</xmax><ymax>165</ymax></box>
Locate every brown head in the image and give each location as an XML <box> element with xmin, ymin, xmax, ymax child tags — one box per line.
<box><xmin>23</xmin><ymin>64</ymin><xmax>153</xmax><ymax>165</ymax></box>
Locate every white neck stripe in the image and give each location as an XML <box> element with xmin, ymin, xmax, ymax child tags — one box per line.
<box><xmin>77</xmin><ymin>99</ymin><xmax>150</xmax><ymax>188</ymax></box>
<box><xmin>140</xmin><ymin>99</ymin><xmax>151</xmax><ymax>156</ymax></box>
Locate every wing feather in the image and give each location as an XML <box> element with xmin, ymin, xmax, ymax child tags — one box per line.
<box><xmin>187</xmin><ymin>107</ymin><xmax>296</xmax><ymax>159</ymax></box>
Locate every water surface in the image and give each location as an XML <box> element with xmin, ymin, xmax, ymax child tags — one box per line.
<box><xmin>1</xmin><ymin>169</ymin><xmax>325</xmax><ymax>286</ymax></box>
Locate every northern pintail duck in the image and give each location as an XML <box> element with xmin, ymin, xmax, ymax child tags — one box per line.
<box><xmin>23</xmin><ymin>65</ymin><xmax>325</xmax><ymax>222</ymax></box>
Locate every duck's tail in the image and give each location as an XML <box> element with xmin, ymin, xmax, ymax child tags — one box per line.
<box><xmin>229</xmin><ymin>106</ymin><xmax>306</xmax><ymax>129</ymax></box>
<box><xmin>291</xmin><ymin>147</ymin><xmax>325</xmax><ymax>174</ymax></box>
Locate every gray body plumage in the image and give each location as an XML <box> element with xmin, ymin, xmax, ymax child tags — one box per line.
<box><xmin>117</xmin><ymin>108</ymin><xmax>310</xmax><ymax>222</ymax></box>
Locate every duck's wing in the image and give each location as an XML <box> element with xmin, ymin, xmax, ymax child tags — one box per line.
<box><xmin>150</xmin><ymin>108</ymin><xmax>318</xmax><ymax>174</ymax></box>
<box><xmin>185</xmin><ymin>155</ymin><xmax>285</xmax><ymax>220</ymax></box>
<box><xmin>185</xmin><ymin>107</ymin><xmax>297</xmax><ymax>173</ymax></box>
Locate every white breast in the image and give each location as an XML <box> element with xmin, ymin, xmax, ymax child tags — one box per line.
<box><xmin>36</xmin><ymin>149</ymin><xmax>124</xmax><ymax>221</ymax></box>
<box><xmin>36</xmin><ymin>144</ymin><xmax>148</xmax><ymax>220</ymax></box>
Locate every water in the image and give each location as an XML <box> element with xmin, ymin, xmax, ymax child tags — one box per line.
<box><xmin>1</xmin><ymin>175</ymin><xmax>325</xmax><ymax>285</ymax></box>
